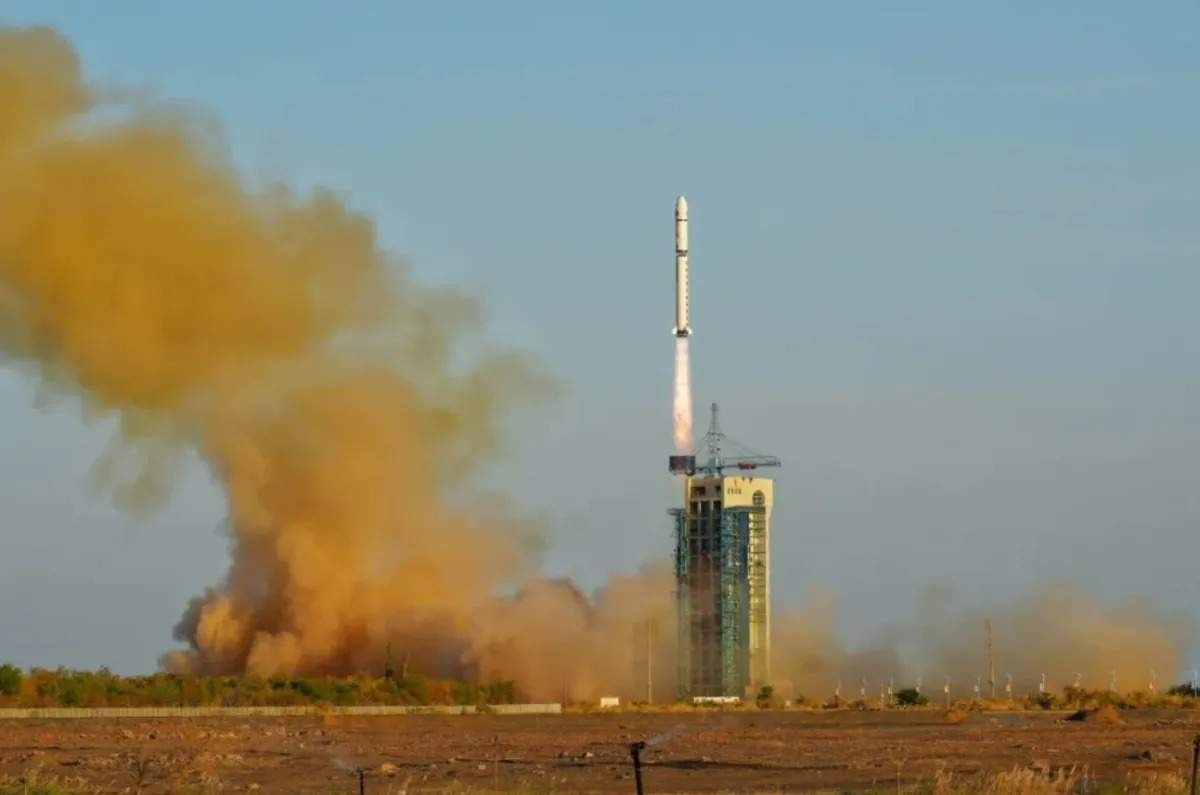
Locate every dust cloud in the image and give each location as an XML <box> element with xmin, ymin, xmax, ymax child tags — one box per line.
<box><xmin>773</xmin><ymin>582</ymin><xmax>1191</xmax><ymax>699</ymax></box>
<box><xmin>1</xmin><ymin>26</ymin><xmax>1186</xmax><ymax>706</ymax></box>
<box><xmin>0</xmin><ymin>25</ymin><xmax>666</xmax><ymax>701</ymax></box>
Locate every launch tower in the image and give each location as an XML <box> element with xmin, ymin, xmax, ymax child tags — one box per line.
<box><xmin>672</xmin><ymin>403</ymin><xmax>780</xmax><ymax>699</ymax></box>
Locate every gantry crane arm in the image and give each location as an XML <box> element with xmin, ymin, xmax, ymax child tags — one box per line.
<box><xmin>696</xmin><ymin>403</ymin><xmax>781</xmax><ymax>476</ymax></box>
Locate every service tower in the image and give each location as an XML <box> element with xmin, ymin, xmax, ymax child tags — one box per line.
<box><xmin>672</xmin><ymin>403</ymin><xmax>780</xmax><ymax>699</ymax></box>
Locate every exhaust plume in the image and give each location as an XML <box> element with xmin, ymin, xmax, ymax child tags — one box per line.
<box><xmin>469</xmin><ymin>564</ymin><xmax>677</xmax><ymax>701</ymax></box>
<box><xmin>773</xmin><ymin>582</ymin><xmax>1191</xmax><ymax>699</ymax></box>
<box><xmin>0</xmin><ymin>26</ymin><xmax>667</xmax><ymax>700</ymax></box>
<box><xmin>672</xmin><ymin>337</ymin><xmax>693</xmax><ymax>454</ymax></box>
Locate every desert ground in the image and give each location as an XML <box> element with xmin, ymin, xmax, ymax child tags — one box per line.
<box><xmin>3</xmin><ymin>709</ymin><xmax>1199</xmax><ymax>793</ymax></box>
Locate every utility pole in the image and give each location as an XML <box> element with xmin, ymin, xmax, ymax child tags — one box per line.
<box><xmin>985</xmin><ymin>619</ymin><xmax>996</xmax><ymax>699</ymax></box>
<box><xmin>646</xmin><ymin>619</ymin><xmax>654</xmax><ymax>704</ymax></box>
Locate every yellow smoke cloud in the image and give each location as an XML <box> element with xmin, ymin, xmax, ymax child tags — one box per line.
<box><xmin>6</xmin><ymin>26</ymin><xmax>1182</xmax><ymax>705</ymax></box>
<box><xmin>0</xmin><ymin>26</ymin><xmax>670</xmax><ymax>699</ymax></box>
<box><xmin>773</xmin><ymin>582</ymin><xmax>1191</xmax><ymax>698</ymax></box>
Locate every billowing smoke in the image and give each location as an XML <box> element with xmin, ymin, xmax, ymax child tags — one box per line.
<box><xmin>773</xmin><ymin>582</ymin><xmax>1191</xmax><ymax>699</ymax></box>
<box><xmin>0</xmin><ymin>26</ymin><xmax>667</xmax><ymax>701</ymax></box>
<box><xmin>5</xmin><ymin>26</ymin><xmax>1189</xmax><ymax>706</ymax></box>
<box><xmin>672</xmin><ymin>337</ymin><xmax>693</xmax><ymax>454</ymax></box>
<box><xmin>771</xmin><ymin>588</ymin><xmax>902</xmax><ymax>699</ymax></box>
<box><xmin>470</xmin><ymin>564</ymin><xmax>677</xmax><ymax>702</ymax></box>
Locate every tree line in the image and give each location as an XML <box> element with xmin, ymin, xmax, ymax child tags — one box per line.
<box><xmin>0</xmin><ymin>663</ymin><xmax>517</xmax><ymax>708</ymax></box>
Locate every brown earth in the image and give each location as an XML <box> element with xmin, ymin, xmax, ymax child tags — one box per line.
<box><xmin>2</xmin><ymin>709</ymin><xmax>1199</xmax><ymax>793</ymax></box>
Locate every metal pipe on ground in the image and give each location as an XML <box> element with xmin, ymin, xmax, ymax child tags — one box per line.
<box><xmin>629</xmin><ymin>741</ymin><xmax>646</xmax><ymax>795</ymax></box>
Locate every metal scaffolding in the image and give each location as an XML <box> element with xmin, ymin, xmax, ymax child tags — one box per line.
<box><xmin>672</xmin><ymin>405</ymin><xmax>778</xmax><ymax>700</ymax></box>
<box><xmin>670</xmin><ymin>507</ymin><xmax>690</xmax><ymax>697</ymax></box>
<box><xmin>674</xmin><ymin>502</ymin><xmax>767</xmax><ymax>698</ymax></box>
<box><xmin>718</xmin><ymin>508</ymin><xmax>749</xmax><ymax>696</ymax></box>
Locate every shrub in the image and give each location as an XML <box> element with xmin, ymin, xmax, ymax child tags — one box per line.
<box><xmin>894</xmin><ymin>687</ymin><xmax>928</xmax><ymax>706</ymax></box>
<box><xmin>289</xmin><ymin>677</ymin><xmax>323</xmax><ymax>701</ymax></box>
<box><xmin>384</xmin><ymin>642</ymin><xmax>396</xmax><ymax>681</ymax></box>
<box><xmin>145</xmin><ymin>677</ymin><xmax>181</xmax><ymax>706</ymax></box>
<box><xmin>452</xmin><ymin>680</ymin><xmax>481</xmax><ymax>705</ymax></box>
<box><xmin>331</xmin><ymin>679</ymin><xmax>361</xmax><ymax>706</ymax></box>
<box><xmin>1025</xmin><ymin>691</ymin><xmax>1058</xmax><ymax>710</ymax></box>
<box><xmin>756</xmin><ymin>685</ymin><xmax>774</xmax><ymax>708</ymax></box>
<box><xmin>57</xmin><ymin>681</ymin><xmax>83</xmax><ymax>707</ymax></box>
<box><xmin>484</xmin><ymin>680</ymin><xmax>517</xmax><ymax>704</ymax></box>
<box><xmin>0</xmin><ymin>663</ymin><xmax>21</xmax><ymax>696</ymax></box>
<box><xmin>400</xmin><ymin>674</ymin><xmax>428</xmax><ymax>704</ymax></box>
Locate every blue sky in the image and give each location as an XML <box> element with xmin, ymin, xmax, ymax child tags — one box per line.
<box><xmin>1</xmin><ymin>1</ymin><xmax>1198</xmax><ymax>673</ymax></box>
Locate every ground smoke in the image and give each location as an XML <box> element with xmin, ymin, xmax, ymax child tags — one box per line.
<box><xmin>0</xmin><ymin>26</ymin><xmax>1185</xmax><ymax>706</ymax></box>
<box><xmin>773</xmin><ymin>582</ymin><xmax>1191</xmax><ymax>699</ymax></box>
<box><xmin>0</xmin><ymin>26</ymin><xmax>671</xmax><ymax>701</ymax></box>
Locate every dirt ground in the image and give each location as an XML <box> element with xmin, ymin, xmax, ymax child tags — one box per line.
<box><xmin>2</xmin><ymin>709</ymin><xmax>1199</xmax><ymax>793</ymax></box>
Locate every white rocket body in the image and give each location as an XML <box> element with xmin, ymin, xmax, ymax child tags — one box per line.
<box><xmin>673</xmin><ymin>196</ymin><xmax>692</xmax><ymax>337</ymax></box>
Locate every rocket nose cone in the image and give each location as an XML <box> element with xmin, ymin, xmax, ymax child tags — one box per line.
<box><xmin>675</xmin><ymin>196</ymin><xmax>688</xmax><ymax>217</ymax></box>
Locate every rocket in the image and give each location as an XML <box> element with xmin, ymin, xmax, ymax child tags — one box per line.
<box><xmin>673</xmin><ymin>196</ymin><xmax>692</xmax><ymax>337</ymax></box>
<box><xmin>668</xmin><ymin>194</ymin><xmax>696</xmax><ymax>476</ymax></box>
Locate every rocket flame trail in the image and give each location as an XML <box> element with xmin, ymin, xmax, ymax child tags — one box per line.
<box><xmin>673</xmin><ymin>336</ymin><xmax>693</xmax><ymax>455</ymax></box>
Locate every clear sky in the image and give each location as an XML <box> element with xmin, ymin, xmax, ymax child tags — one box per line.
<box><xmin>1</xmin><ymin>1</ymin><xmax>1198</xmax><ymax>674</ymax></box>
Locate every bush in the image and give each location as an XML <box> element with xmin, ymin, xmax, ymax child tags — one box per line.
<box><xmin>1025</xmin><ymin>691</ymin><xmax>1058</xmax><ymax>710</ymax></box>
<box><xmin>57</xmin><ymin>681</ymin><xmax>83</xmax><ymax>707</ymax></box>
<box><xmin>331</xmin><ymin>679</ymin><xmax>361</xmax><ymax>706</ymax></box>
<box><xmin>399</xmin><ymin>674</ymin><xmax>428</xmax><ymax>704</ymax></box>
<box><xmin>145</xmin><ymin>676</ymin><xmax>182</xmax><ymax>706</ymax></box>
<box><xmin>0</xmin><ymin>663</ymin><xmax>21</xmax><ymax>696</ymax></box>
<box><xmin>290</xmin><ymin>677</ymin><xmax>324</xmax><ymax>701</ymax></box>
<box><xmin>894</xmin><ymin>687</ymin><xmax>928</xmax><ymax>706</ymax></box>
<box><xmin>484</xmin><ymin>680</ymin><xmax>517</xmax><ymax>704</ymax></box>
<box><xmin>756</xmin><ymin>685</ymin><xmax>774</xmax><ymax>708</ymax></box>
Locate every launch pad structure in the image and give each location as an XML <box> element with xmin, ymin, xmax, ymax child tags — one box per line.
<box><xmin>672</xmin><ymin>403</ymin><xmax>779</xmax><ymax>699</ymax></box>
<box><xmin>665</xmin><ymin>194</ymin><xmax>780</xmax><ymax>700</ymax></box>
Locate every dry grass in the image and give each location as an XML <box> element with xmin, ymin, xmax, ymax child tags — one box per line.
<box><xmin>974</xmin><ymin>698</ymin><xmax>1026</xmax><ymax>712</ymax></box>
<box><xmin>944</xmin><ymin>708</ymin><xmax>971</xmax><ymax>724</ymax></box>
<box><xmin>0</xmin><ymin>769</ymin><xmax>91</xmax><ymax>795</ymax></box>
<box><xmin>1124</xmin><ymin>771</ymin><xmax>1190</xmax><ymax>794</ymax></box>
<box><xmin>1066</xmin><ymin>705</ymin><xmax>1125</xmax><ymax>725</ymax></box>
<box><xmin>918</xmin><ymin>766</ymin><xmax>1190</xmax><ymax>795</ymax></box>
<box><xmin>930</xmin><ymin>765</ymin><xmax>1087</xmax><ymax>794</ymax></box>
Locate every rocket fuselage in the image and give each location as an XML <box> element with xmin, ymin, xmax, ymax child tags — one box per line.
<box><xmin>674</xmin><ymin>196</ymin><xmax>691</xmax><ymax>338</ymax></box>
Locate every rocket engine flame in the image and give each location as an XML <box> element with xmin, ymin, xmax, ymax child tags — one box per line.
<box><xmin>673</xmin><ymin>336</ymin><xmax>693</xmax><ymax>455</ymax></box>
